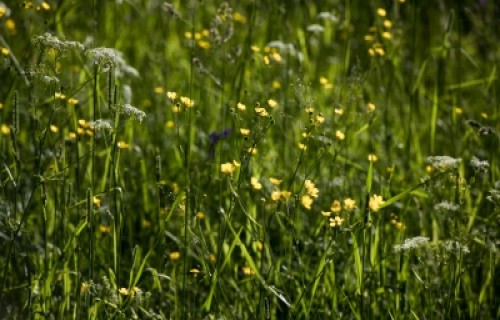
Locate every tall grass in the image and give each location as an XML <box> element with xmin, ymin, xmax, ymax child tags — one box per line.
<box><xmin>0</xmin><ymin>0</ymin><xmax>499</xmax><ymax>319</ymax></box>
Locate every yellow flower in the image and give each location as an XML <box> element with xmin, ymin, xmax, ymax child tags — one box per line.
<box><xmin>119</xmin><ymin>288</ymin><xmax>130</xmax><ymax>296</ymax></box>
<box><xmin>237</xmin><ymin>102</ymin><xmax>246</xmax><ymax>111</ymax></box>
<box><xmin>329</xmin><ymin>216</ymin><xmax>344</xmax><ymax>227</ymax></box>
<box><xmin>67</xmin><ymin>98</ymin><xmax>79</xmax><ymax>105</ymax></box>
<box><xmin>220</xmin><ymin>162</ymin><xmax>236</xmax><ymax>174</ymax></box>
<box><xmin>250</xmin><ymin>177</ymin><xmax>262</xmax><ymax>190</ymax></box>
<box><xmin>369</xmin><ymin>194</ymin><xmax>385</xmax><ymax>212</ymax></box>
<box><xmin>167</xmin><ymin>91</ymin><xmax>177</xmax><ymax>100</ymax></box>
<box><xmin>368</xmin><ymin>154</ymin><xmax>378</xmax><ymax>162</ymax></box>
<box><xmin>255</xmin><ymin>107</ymin><xmax>268</xmax><ymax>117</ymax></box>
<box><xmin>383</xmin><ymin>20</ymin><xmax>393</xmax><ymax>28</ymax></box>
<box><xmin>1</xmin><ymin>47</ymin><xmax>9</xmax><ymax>56</ymax></box>
<box><xmin>169</xmin><ymin>251</ymin><xmax>181</xmax><ymax>260</ymax></box>
<box><xmin>301</xmin><ymin>195</ymin><xmax>313</xmax><ymax>209</ymax></box>
<box><xmin>154</xmin><ymin>86</ymin><xmax>164</xmax><ymax>93</ymax></box>
<box><xmin>190</xmin><ymin>268</ymin><xmax>200</xmax><ymax>274</ymax></box>
<box><xmin>196</xmin><ymin>211</ymin><xmax>205</xmax><ymax>219</ymax></box>
<box><xmin>99</xmin><ymin>225</ymin><xmax>111</xmax><ymax>233</ymax></box>
<box><xmin>272</xmin><ymin>80</ymin><xmax>281</xmax><ymax>89</ymax></box>
<box><xmin>298</xmin><ymin>143</ymin><xmax>307</xmax><ymax>150</ymax></box>
<box><xmin>364</xmin><ymin>34</ymin><xmax>375</xmax><ymax>42</ymax></box>
<box><xmin>250</xmin><ymin>45</ymin><xmax>260</xmax><ymax>53</ymax></box>
<box><xmin>315</xmin><ymin>114</ymin><xmax>325</xmax><ymax>125</ymax></box>
<box><xmin>197</xmin><ymin>40</ymin><xmax>211</xmax><ymax>49</ymax></box>
<box><xmin>334</xmin><ymin>108</ymin><xmax>344</xmax><ymax>116</ymax></box>
<box><xmin>280</xmin><ymin>191</ymin><xmax>292</xmax><ymax>200</ymax></box>
<box><xmin>269</xmin><ymin>177</ymin><xmax>282</xmax><ymax>185</ymax></box>
<box><xmin>240</xmin><ymin>128</ymin><xmax>251</xmax><ymax>136</ymax></box>
<box><xmin>180</xmin><ymin>96</ymin><xmax>194</xmax><ymax>108</ymax></box>
<box><xmin>367</xmin><ymin>102</ymin><xmax>376</xmax><ymax>112</ymax></box>
<box><xmin>271</xmin><ymin>190</ymin><xmax>281</xmax><ymax>201</ymax></box>
<box><xmin>321</xmin><ymin>211</ymin><xmax>331</xmax><ymax>217</ymax></box>
<box><xmin>233</xmin><ymin>12</ymin><xmax>247</xmax><ymax>23</ymax></box>
<box><xmin>165</xmin><ymin>120</ymin><xmax>175</xmax><ymax>128</ymax></box>
<box><xmin>335</xmin><ymin>130</ymin><xmax>345</xmax><ymax>140</ymax></box>
<box><xmin>5</xmin><ymin>19</ymin><xmax>16</xmax><ymax>33</ymax></box>
<box><xmin>382</xmin><ymin>32</ymin><xmax>392</xmax><ymax>40</ymax></box>
<box><xmin>331</xmin><ymin>200</ymin><xmax>341</xmax><ymax>213</ymax></box>
<box><xmin>344</xmin><ymin>198</ymin><xmax>356</xmax><ymax>210</ymax></box>
<box><xmin>377</xmin><ymin>8</ymin><xmax>387</xmax><ymax>17</ymax></box>
<box><xmin>50</xmin><ymin>125</ymin><xmax>59</xmax><ymax>133</ymax></box>
<box><xmin>305</xmin><ymin>180</ymin><xmax>319</xmax><ymax>198</ymax></box>
<box><xmin>117</xmin><ymin>141</ymin><xmax>129</xmax><ymax>149</ymax></box>
<box><xmin>267</xmin><ymin>99</ymin><xmax>278</xmax><ymax>108</ymax></box>
<box><xmin>305</xmin><ymin>107</ymin><xmax>315</xmax><ymax>114</ymax></box>
<box><xmin>93</xmin><ymin>196</ymin><xmax>101</xmax><ymax>208</ymax></box>
<box><xmin>1</xmin><ymin>124</ymin><xmax>11</xmax><ymax>135</ymax></box>
<box><xmin>80</xmin><ymin>282</ymin><xmax>89</xmax><ymax>293</ymax></box>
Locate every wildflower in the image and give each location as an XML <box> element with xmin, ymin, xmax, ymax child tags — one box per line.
<box><xmin>2</xmin><ymin>124</ymin><xmax>11</xmax><ymax>135</ymax></box>
<box><xmin>427</xmin><ymin>156</ymin><xmax>461</xmax><ymax>170</ymax></box>
<box><xmin>250</xmin><ymin>45</ymin><xmax>260</xmax><ymax>53</ymax></box>
<box><xmin>470</xmin><ymin>156</ymin><xmax>489</xmax><ymax>173</ymax></box>
<box><xmin>119</xmin><ymin>288</ymin><xmax>130</xmax><ymax>296</ymax></box>
<box><xmin>241</xmin><ymin>266</ymin><xmax>253</xmax><ymax>276</ymax></box>
<box><xmin>197</xmin><ymin>40</ymin><xmax>211</xmax><ymax>49</ymax></box>
<box><xmin>233</xmin><ymin>12</ymin><xmax>247</xmax><ymax>23</ymax></box>
<box><xmin>190</xmin><ymin>268</ymin><xmax>200</xmax><ymax>274</ymax></box>
<box><xmin>5</xmin><ymin>19</ymin><xmax>16</xmax><ymax>33</ymax></box>
<box><xmin>369</xmin><ymin>194</ymin><xmax>385</xmax><ymax>212</ymax></box>
<box><xmin>321</xmin><ymin>211</ymin><xmax>331</xmax><ymax>217</ymax></box>
<box><xmin>87</xmin><ymin>47</ymin><xmax>139</xmax><ymax>78</ymax></box>
<box><xmin>270</xmin><ymin>52</ymin><xmax>282</xmax><ymax>63</ymax></box>
<box><xmin>335</xmin><ymin>130</ymin><xmax>345</xmax><ymax>140</ymax></box>
<box><xmin>55</xmin><ymin>92</ymin><xmax>66</xmax><ymax>100</ymax></box>
<box><xmin>154</xmin><ymin>86</ymin><xmax>164</xmax><ymax>93</ymax></box>
<box><xmin>481</xmin><ymin>112</ymin><xmax>488</xmax><ymax>119</ymax></box>
<box><xmin>304</xmin><ymin>180</ymin><xmax>319</xmax><ymax>198</ymax></box>
<box><xmin>167</xmin><ymin>91</ymin><xmax>177</xmax><ymax>100</ymax></box>
<box><xmin>50</xmin><ymin>125</ymin><xmax>59</xmax><ymax>133</ymax></box>
<box><xmin>315</xmin><ymin>114</ymin><xmax>325</xmax><ymax>125</ymax></box>
<box><xmin>331</xmin><ymin>200</ymin><xmax>341</xmax><ymax>213</ymax></box>
<box><xmin>80</xmin><ymin>282</ymin><xmax>89</xmax><ymax>293</ymax></box>
<box><xmin>329</xmin><ymin>216</ymin><xmax>344</xmax><ymax>227</ymax></box>
<box><xmin>383</xmin><ymin>20</ymin><xmax>393</xmax><ymax>28</ymax></box>
<box><xmin>240</xmin><ymin>128</ymin><xmax>251</xmax><ymax>136</ymax></box>
<box><xmin>117</xmin><ymin>141</ymin><xmax>129</xmax><ymax>149</ymax></box>
<box><xmin>93</xmin><ymin>196</ymin><xmax>101</xmax><ymax>207</ymax></box>
<box><xmin>280</xmin><ymin>191</ymin><xmax>292</xmax><ymax>200</ymax></box>
<box><xmin>184</xmin><ymin>31</ymin><xmax>192</xmax><ymax>39</ymax></box>
<box><xmin>255</xmin><ymin>107</ymin><xmax>269</xmax><ymax>117</ymax></box>
<box><xmin>267</xmin><ymin>99</ymin><xmax>278</xmax><ymax>108</ymax></box>
<box><xmin>382</xmin><ymin>32</ymin><xmax>392</xmax><ymax>40</ymax></box>
<box><xmin>120</xmin><ymin>104</ymin><xmax>146</xmax><ymax>123</ymax></box>
<box><xmin>255</xmin><ymin>241</ymin><xmax>263</xmax><ymax>251</ymax></box>
<box><xmin>99</xmin><ymin>225</ymin><xmax>111</xmax><ymax>233</ymax></box>
<box><xmin>305</xmin><ymin>107</ymin><xmax>315</xmax><ymax>114</ymax></box>
<box><xmin>344</xmin><ymin>198</ymin><xmax>356</xmax><ymax>210</ymax></box>
<box><xmin>375</xmin><ymin>47</ymin><xmax>385</xmax><ymax>56</ymax></box>
<box><xmin>376</xmin><ymin>8</ymin><xmax>387</xmax><ymax>17</ymax></box>
<box><xmin>196</xmin><ymin>211</ymin><xmax>205</xmax><ymax>219</ymax></box>
<box><xmin>180</xmin><ymin>96</ymin><xmax>195</xmax><ymax>108</ymax></box>
<box><xmin>298</xmin><ymin>143</ymin><xmax>307</xmax><ymax>150</ymax></box>
<box><xmin>271</xmin><ymin>190</ymin><xmax>281</xmax><ymax>201</ymax></box>
<box><xmin>237</xmin><ymin>102</ymin><xmax>246</xmax><ymax>111</ymax></box>
<box><xmin>247</xmin><ymin>147</ymin><xmax>258</xmax><ymax>155</ymax></box>
<box><xmin>88</xmin><ymin>120</ymin><xmax>112</xmax><ymax>130</ymax></box>
<box><xmin>67</xmin><ymin>98</ymin><xmax>79</xmax><ymax>105</ymax></box>
<box><xmin>306</xmin><ymin>24</ymin><xmax>325</xmax><ymax>33</ymax></box>
<box><xmin>364</xmin><ymin>34</ymin><xmax>375</xmax><ymax>42</ymax></box>
<box><xmin>1</xmin><ymin>47</ymin><xmax>9</xmax><ymax>56</ymax></box>
<box><xmin>272</xmin><ymin>80</ymin><xmax>281</xmax><ymax>89</ymax></box>
<box><xmin>169</xmin><ymin>251</ymin><xmax>181</xmax><ymax>260</ymax></box>
<box><xmin>220</xmin><ymin>162</ymin><xmax>236</xmax><ymax>174</ymax></box>
<box><xmin>394</xmin><ymin>236</ymin><xmax>430</xmax><ymax>253</ymax></box>
<box><xmin>301</xmin><ymin>195</ymin><xmax>313</xmax><ymax>209</ymax></box>
<box><xmin>454</xmin><ymin>107</ymin><xmax>462</xmax><ymax>115</ymax></box>
<box><xmin>368</xmin><ymin>154</ymin><xmax>378</xmax><ymax>162</ymax></box>
<box><xmin>209</xmin><ymin>254</ymin><xmax>217</xmax><ymax>263</ymax></box>
<box><xmin>334</xmin><ymin>108</ymin><xmax>344</xmax><ymax>116</ymax></box>
<box><xmin>434</xmin><ymin>201</ymin><xmax>459</xmax><ymax>212</ymax></box>
<box><xmin>269</xmin><ymin>177</ymin><xmax>282</xmax><ymax>185</ymax></box>
<box><xmin>250</xmin><ymin>177</ymin><xmax>262</xmax><ymax>190</ymax></box>
<box><xmin>142</xmin><ymin>219</ymin><xmax>152</xmax><ymax>228</ymax></box>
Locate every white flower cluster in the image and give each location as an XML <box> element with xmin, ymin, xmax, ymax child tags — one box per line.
<box><xmin>87</xmin><ymin>47</ymin><xmax>139</xmax><ymax>78</ymax></box>
<box><xmin>41</xmin><ymin>75</ymin><xmax>59</xmax><ymax>84</ymax></box>
<box><xmin>394</xmin><ymin>236</ymin><xmax>430</xmax><ymax>253</ymax></box>
<box><xmin>434</xmin><ymin>201</ymin><xmax>459</xmax><ymax>212</ymax></box>
<box><xmin>119</xmin><ymin>104</ymin><xmax>146</xmax><ymax>123</ymax></box>
<box><xmin>470</xmin><ymin>156</ymin><xmax>489</xmax><ymax>173</ymax></box>
<box><xmin>88</xmin><ymin>119</ymin><xmax>112</xmax><ymax>130</ymax></box>
<box><xmin>33</xmin><ymin>33</ymin><xmax>85</xmax><ymax>51</ymax></box>
<box><xmin>427</xmin><ymin>156</ymin><xmax>462</xmax><ymax>170</ymax></box>
<box><xmin>441</xmin><ymin>240</ymin><xmax>470</xmax><ymax>255</ymax></box>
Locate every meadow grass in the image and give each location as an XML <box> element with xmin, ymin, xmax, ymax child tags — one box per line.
<box><xmin>0</xmin><ymin>0</ymin><xmax>499</xmax><ymax>319</ymax></box>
